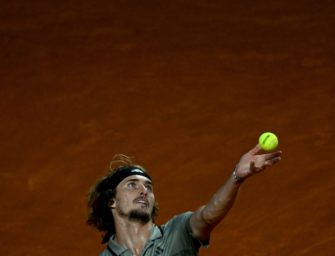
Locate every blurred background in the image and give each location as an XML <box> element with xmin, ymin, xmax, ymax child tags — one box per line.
<box><xmin>1</xmin><ymin>0</ymin><xmax>334</xmax><ymax>255</ymax></box>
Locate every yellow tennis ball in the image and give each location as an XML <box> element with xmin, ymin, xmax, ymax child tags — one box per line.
<box><xmin>258</xmin><ymin>132</ymin><xmax>279</xmax><ymax>151</ymax></box>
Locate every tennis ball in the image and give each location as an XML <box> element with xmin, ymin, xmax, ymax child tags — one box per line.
<box><xmin>258</xmin><ymin>132</ymin><xmax>279</xmax><ymax>151</ymax></box>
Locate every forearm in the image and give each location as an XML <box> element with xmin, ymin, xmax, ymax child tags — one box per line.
<box><xmin>190</xmin><ymin>171</ymin><xmax>242</xmax><ymax>240</ymax></box>
<box><xmin>201</xmin><ymin>172</ymin><xmax>242</xmax><ymax>226</ymax></box>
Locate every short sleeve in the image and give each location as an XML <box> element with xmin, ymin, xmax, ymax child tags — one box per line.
<box><xmin>163</xmin><ymin>211</ymin><xmax>210</xmax><ymax>254</ymax></box>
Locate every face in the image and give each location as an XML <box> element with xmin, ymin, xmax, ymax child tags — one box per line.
<box><xmin>111</xmin><ymin>175</ymin><xmax>155</xmax><ymax>223</ymax></box>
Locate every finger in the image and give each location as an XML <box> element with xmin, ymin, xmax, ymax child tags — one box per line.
<box><xmin>248</xmin><ymin>144</ymin><xmax>262</xmax><ymax>155</ymax></box>
<box><xmin>264</xmin><ymin>156</ymin><xmax>282</xmax><ymax>166</ymax></box>
<box><xmin>263</xmin><ymin>150</ymin><xmax>282</xmax><ymax>160</ymax></box>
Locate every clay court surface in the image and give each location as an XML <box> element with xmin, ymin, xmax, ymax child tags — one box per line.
<box><xmin>1</xmin><ymin>1</ymin><xmax>334</xmax><ymax>255</ymax></box>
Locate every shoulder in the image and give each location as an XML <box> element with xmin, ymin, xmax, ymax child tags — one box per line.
<box><xmin>99</xmin><ymin>249</ymin><xmax>109</xmax><ymax>256</ymax></box>
<box><xmin>164</xmin><ymin>211</ymin><xmax>193</xmax><ymax>229</ymax></box>
<box><xmin>160</xmin><ymin>211</ymin><xmax>208</xmax><ymax>252</ymax></box>
<box><xmin>161</xmin><ymin>211</ymin><xmax>194</xmax><ymax>239</ymax></box>
<box><xmin>164</xmin><ymin>211</ymin><xmax>210</xmax><ymax>248</ymax></box>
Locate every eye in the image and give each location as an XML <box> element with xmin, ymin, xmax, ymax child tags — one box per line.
<box><xmin>145</xmin><ymin>184</ymin><xmax>153</xmax><ymax>192</ymax></box>
<box><xmin>127</xmin><ymin>182</ymin><xmax>138</xmax><ymax>189</ymax></box>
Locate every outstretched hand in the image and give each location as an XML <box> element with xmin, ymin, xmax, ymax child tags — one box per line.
<box><xmin>235</xmin><ymin>144</ymin><xmax>282</xmax><ymax>179</ymax></box>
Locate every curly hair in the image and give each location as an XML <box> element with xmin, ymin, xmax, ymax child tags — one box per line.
<box><xmin>86</xmin><ymin>154</ymin><xmax>159</xmax><ymax>243</ymax></box>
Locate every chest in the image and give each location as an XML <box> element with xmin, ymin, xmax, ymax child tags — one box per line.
<box><xmin>105</xmin><ymin>235</ymin><xmax>197</xmax><ymax>256</ymax></box>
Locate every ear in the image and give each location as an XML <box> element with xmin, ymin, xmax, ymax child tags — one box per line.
<box><xmin>109</xmin><ymin>198</ymin><xmax>116</xmax><ymax>209</ymax></box>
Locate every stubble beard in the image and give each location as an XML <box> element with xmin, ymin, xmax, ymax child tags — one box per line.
<box><xmin>117</xmin><ymin>207</ymin><xmax>152</xmax><ymax>224</ymax></box>
<box><xmin>129</xmin><ymin>210</ymin><xmax>151</xmax><ymax>223</ymax></box>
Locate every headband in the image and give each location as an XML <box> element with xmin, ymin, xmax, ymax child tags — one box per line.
<box><xmin>105</xmin><ymin>166</ymin><xmax>152</xmax><ymax>191</ymax></box>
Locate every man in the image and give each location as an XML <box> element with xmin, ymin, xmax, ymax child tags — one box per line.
<box><xmin>87</xmin><ymin>144</ymin><xmax>282</xmax><ymax>255</ymax></box>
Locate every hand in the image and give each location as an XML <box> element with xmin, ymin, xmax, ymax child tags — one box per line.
<box><xmin>234</xmin><ymin>144</ymin><xmax>282</xmax><ymax>179</ymax></box>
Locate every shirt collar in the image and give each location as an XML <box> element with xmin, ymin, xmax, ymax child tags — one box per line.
<box><xmin>107</xmin><ymin>225</ymin><xmax>163</xmax><ymax>255</ymax></box>
<box><xmin>149</xmin><ymin>224</ymin><xmax>163</xmax><ymax>241</ymax></box>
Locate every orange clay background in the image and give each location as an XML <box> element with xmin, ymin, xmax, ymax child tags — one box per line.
<box><xmin>1</xmin><ymin>1</ymin><xmax>334</xmax><ymax>255</ymax></box>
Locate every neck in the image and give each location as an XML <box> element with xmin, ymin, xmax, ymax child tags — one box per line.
<box><xmin>113</xmin><ymin>216</ymin><xmax>154</xmax><ymax>255</ymax></box>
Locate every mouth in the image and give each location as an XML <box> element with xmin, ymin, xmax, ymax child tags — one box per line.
<box><xmin>134</xmin><ymin>197</ymin><xmax>149</xmax><ymax>207</ymax></box>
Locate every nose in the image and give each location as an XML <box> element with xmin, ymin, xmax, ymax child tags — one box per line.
<box><xmin>139</xmin><ymin>184</ymin><xmax>148</xmax><ymax>195</ymax></box>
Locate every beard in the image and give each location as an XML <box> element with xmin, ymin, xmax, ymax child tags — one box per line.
<box><xmin>128</xmin><ymin>210</ymin><xmax>151</xmax><ymax>223</ymax></box>
<box><xmin>117</xmin><ymin>207</ymin><xmax>152</xmax><ymax>224</ymax></box>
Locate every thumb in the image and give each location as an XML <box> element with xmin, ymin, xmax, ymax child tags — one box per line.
<box><xmin>248</xmin><ymin>144</ymin><xmax>262</xmax><ymax>155</ymax></box>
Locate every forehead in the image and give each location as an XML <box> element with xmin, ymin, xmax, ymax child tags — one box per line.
<box><xmin>121</xmin><ymin>175</ymin><xmax>152</xmax><ymax>184</ymax></box>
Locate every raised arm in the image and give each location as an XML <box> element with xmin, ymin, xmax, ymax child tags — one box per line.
<box><xmin>190</xmin><ymin>144</ymin><xmax>282</xmax><ymax>241</ymax></box>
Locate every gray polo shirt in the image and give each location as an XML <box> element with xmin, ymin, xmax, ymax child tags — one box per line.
<box><xmin>100</xmin><ymin>211</ymin><xmax>209</xmax><ymax>256</ymax></box>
